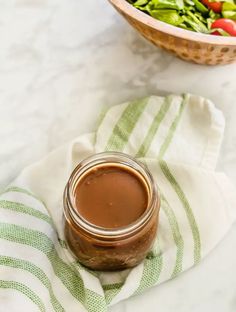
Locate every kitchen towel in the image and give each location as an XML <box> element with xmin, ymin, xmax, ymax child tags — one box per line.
<box><xmin>0</xmin><ymin>94</ymin><xmax>236</xmax><ymax>312</ymax></box>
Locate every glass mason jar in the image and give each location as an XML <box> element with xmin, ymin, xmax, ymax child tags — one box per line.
<box><xmin>63</xmin><ymin>152</ymin><xmax>160</xmax><ymax>271</ymax></box>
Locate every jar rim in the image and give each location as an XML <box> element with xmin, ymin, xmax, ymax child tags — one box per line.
<box><xmin>63</xmin><ymin>152</ymin><xmax>160</xmax><ymax>238</ymax></box>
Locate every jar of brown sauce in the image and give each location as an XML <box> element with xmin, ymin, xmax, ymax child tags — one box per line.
<box><xmin>63</xmin><ymin>152</ymin><xmax>160</xmax><ymax>271</ymax></box>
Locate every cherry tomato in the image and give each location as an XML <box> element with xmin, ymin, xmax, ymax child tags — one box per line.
<box><xmin>201</xmin><ymin>0</ymin><xmax>222</xmax><ymax>13</ymax></box>
<box><xmin>211</xmin><ymin>18</ymin><xmax>236</xmax><ymax>36</ymax></box>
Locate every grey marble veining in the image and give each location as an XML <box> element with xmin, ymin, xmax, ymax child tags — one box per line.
<box><xmin>0</xmin><ymin>0</ymin><xmax>236</xmax><ymax>311</ymax></box>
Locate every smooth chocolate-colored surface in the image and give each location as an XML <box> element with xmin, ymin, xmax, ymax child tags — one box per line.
<box><xmin>74</xmin><ymin>164</ymin><xmax>149</xmax><ymax>228</ymax></box>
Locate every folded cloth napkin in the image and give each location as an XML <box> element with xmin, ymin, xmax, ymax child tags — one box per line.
<box><xmin>1</xmin><ymin>94</ymin><xmax>236</xmax><ymax>312</ymax></box>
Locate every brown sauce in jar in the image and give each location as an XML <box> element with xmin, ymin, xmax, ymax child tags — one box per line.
<box><xmin>63</xmin><ymin>152</ymin><xmax>159</xmax><ymax>271</ymax></box>
<box><xmin>74</xmin><ymin>165</ymin><xmax>149</xmax><ymax>228</ymax></box>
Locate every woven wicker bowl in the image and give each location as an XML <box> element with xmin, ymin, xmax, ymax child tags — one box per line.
<box><xmin>109</xmin><ymin>0</ymin><xmax>236</xmax><ymax>65</ymax></box>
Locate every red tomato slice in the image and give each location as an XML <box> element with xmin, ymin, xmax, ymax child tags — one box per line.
<box><xmin>211</xmin><ymin>18</ymin><xmax>236</xmax><ymax>36</ymax></box>
<box><xmin>201</xmin><ymin>0</ymin><xmax>222</xmax><ymax>13</ymax></box>
<box><xmin>211</xmin><ymin>30</ymin><xmax>221</xmax><ymax>35</ymax></box>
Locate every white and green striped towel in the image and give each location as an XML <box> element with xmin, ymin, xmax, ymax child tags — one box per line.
<box><xmin>1</xmin><ymin>94</ymin><xmax>236</xmax><ymax>312</ymax></box>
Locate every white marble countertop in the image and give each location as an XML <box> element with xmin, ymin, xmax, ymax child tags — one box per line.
<box><xmin>1</xmin><ymin>0</ymin><xmax>236</xmax><ymax>311</ymax></box>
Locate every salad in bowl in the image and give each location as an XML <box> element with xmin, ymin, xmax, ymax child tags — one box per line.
<box><xmin>127</xmin><ymin>0</ymin><xmax>236</xmax><ymax>36</ymax></box>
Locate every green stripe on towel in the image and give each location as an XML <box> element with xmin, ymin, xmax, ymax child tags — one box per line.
<box><xmin>103</xmin><ymin>282</ymin><xmax>124</xmax><ymax>305</ymax></box>
<box><xmin>0</xmin><ymin>255</ymin><xmax>64</xmax><ymax>312</ymax></box>
<box><xmin>159</xmin><ymin>161</ymin><xmax>201</xmax><ymax>264</ymax></box>
<box><xmin>0</xmin><ymin>222</ymin><xmax>106</xmax><ymax>311</ymax></box>
<box><xmin>161</xmin><ymin>194</ymin><xmax>184</xmax><ymax>277</ymax></box>
<box><xmin>158</xmin><ymin>95</ymin><xmax>186</xmax><ymax>159</ymax></box>
<box><xmin>135</xmin><ymin>240</ymin><xmax>163</xmax><ymax>294</ymax></box>
<box><xmin>0</xmin><ymin>200</ymin><xmax>53</xmax><ymax>226</ymax></box>
<box><xmin>136</xmin><ymin>97</ymin><xmax>171</xmax><ymax>158</ymax></box>
<box><xmin>1</xmin><ymin>186</ymin><xmax>45</xmax><ymax>206</ymax></box>
<box><xmin>106</xmin><ymin>98</ymin><xmax>148</xmax><ymax>152</ymax></box>
<box><xmin>0</xmin><ymin>280</ymin><xmax>46</xmax><ymax>312</ymax></box>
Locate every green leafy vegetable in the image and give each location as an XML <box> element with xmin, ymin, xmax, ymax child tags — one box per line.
<box><xmin>151</xmin><ymin>0</ymin><xmax>184</xmax><ymax>10</ymax></box>
<box><xmin>150</xmin><ymin>9</ymin><xmax>184</xmax><ymax>25</ymax></box>
<box><xmin>222</xmin><ymin>2</ymin><xmax>236</xmax><ymax>19</ymax></box>
<box><xmin>192</xmin><ymin>0</ymin><xmax>209</xmax><ymax>14</ymax></box>
<box><xmin>133</xmin><ymin>0</ymin><xmax>149</xmax><ymax>5</ymax></box>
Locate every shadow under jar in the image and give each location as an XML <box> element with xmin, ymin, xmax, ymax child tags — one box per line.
<box><xmin>63</xmin><ymin>152</ymin><xmax>160</xmax><ymax>271</ymax></box>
